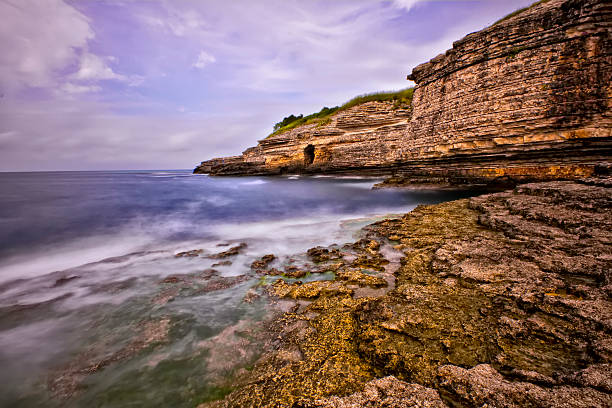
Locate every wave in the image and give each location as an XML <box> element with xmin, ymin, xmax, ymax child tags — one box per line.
<box><xmin>240</xmin><ymin>179</ymin><xmax>267</xmax><ymax>185</ymax></box>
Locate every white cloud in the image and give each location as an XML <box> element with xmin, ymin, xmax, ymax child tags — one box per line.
<box><xmin>388</xmin><ymin>0</ymin><xmax>423</xmax><ymax>11</ymax></box>
<box><xmin>60</xmin><ymin>83</ymin><xmax>102</xmax><ymax>95</ymax></box>
<box><xmin>0</xmin><ymin>98</ymin><xmax>267</xmax><ymax>171</ymax></box>
<box><xmin>140</xmin><ymin>8</ymin><xmax>206</xmax><ymax>37</ymax></box>
<box><xmin>192</xmin><ymin>51</ymin><xmax>216</xmax><ymax>69</ymax></box>
<box><xmin>0</xmin><ymin>0</ymin><xmax>93</xmax><ymax>91</ymax></box>
<box><xmin>71</xmin><ymin>53</ymin><xmax>126</xmax><ymax>82</ymax></box>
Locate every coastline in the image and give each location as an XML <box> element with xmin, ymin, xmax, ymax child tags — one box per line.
<box><xmin>202</xmin><ymin>177</ymin><xmax>611</xmax><ymax>407</ymax></box>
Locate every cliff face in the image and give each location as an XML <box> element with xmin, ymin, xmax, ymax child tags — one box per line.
<box><xmin>400</xmin><ymin>0</ymin><xmax>612</xmax><ymax>184</ymax></box>
<box><xmin>196</xmin><ymin>101</ymin><xmax>411</xmax><ymax>176</ymax></box>
<box><xmin>195</xmin><ymin>0</ymin><xmax>612</xmax><ymax>184</ymax></box>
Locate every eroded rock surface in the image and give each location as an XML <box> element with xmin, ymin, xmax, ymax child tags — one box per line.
<box><xmin>205</xmin><ymin>179</ymin><xmax>611</xmax><ymax>407</ymax></box>
<box><xmin>310</xmin><ymin>376</ymin><xmax>446</xmax><ymax>408</ymax></box>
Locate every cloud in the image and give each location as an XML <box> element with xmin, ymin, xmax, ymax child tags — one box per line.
<box><xmin>0</xmin><ymin>97</ymin><xmax>268</xmax><ymax>171</ymax></box>
<box><xmin>192</xmin><ymin>51</ymin><xmax>216</xmax><ymax>69</ymax></box>
<box><xmin>60</xmin><ymin>83</ymin><xmax>102</xmax><ymax>94</ymax></box>
<box><xmin>70</xmin><ymin>53</ymin><xmax>126</xmax><ymax>82</ymax></box>
<box><xmin>388</xmin><ymin>0</ymin><xmax>423</xmax><ymax>11</ymax></box>
<box><xmin>141</xmin><ymin>8</ymin><xmax>206</xmax><ymax>37</ymax></box>
<box><xmin>0</xmin><ymin>0</ymin><xmax>93</xmax><ymax>92</ymax></box>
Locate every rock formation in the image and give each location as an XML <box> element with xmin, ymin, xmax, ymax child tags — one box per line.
<box><xmin>195</xmin><ymin>101</ymin><xmax>411</xmax><ymax>176</ymax></box>
<box><xmin>195</xmin><ymin>0</ymin><xmax>611</xmax><ymax>185</ymax></box>
<box><xmin>203</xmin><ymin>177</ymin><xmax>612</xmax><ymax>407</ymax></box>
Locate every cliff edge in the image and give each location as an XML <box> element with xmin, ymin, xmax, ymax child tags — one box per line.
<box><xmin>195</xmin><ymin>0</ymin><xmax>611</xmax><ymax>186</ymax></box>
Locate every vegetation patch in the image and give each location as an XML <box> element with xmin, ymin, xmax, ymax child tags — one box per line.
<box><xmin>268</xmin><ymin>88</ymin><xmax>414</xmax><ymax>138</ymax></box>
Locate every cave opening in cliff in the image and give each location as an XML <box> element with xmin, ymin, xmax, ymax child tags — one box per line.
<box><xmin>304</xmin><ymin>144</ymin><xmax>315</xmax><ymax>165</ymax></box>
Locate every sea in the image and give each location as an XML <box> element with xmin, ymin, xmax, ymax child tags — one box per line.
<box><xmin>0</xmin><ymin>170</ymin><xmax>477</xmax><ymax>407</ymax></box>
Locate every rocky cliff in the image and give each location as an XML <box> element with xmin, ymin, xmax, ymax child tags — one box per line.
<box><xmin>195</xmin><ymin>0</ymin><xmax>611</xmax><ymax>185</ymax></box>
<box><xmin>195</xmin><ymin>101</ymin><xmax>411</xmax><ymax>176</ymax></box>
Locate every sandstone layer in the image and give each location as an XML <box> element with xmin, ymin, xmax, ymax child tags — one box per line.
<box><xmin>203</xmin><ymin>178</ymin><xmax>612</xmax><ymax>407</ymax></box>
<box><xmin>195</xmin><ymin>0</ymin><xmax>611</xmax><ymax>186</ymax></box>
<box><xmin>195</xmin><ymin>101</ymin><xmax>411</xmax><ymax>176</ymax></box>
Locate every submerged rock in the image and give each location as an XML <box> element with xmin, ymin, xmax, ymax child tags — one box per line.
<box><xmin>250</xmin><ymin>254</ymin><xmax>276</xmax><ymax>270</ymax></box>
<box><xmin>48</xmin><ymin>318</ymin><xmax>172</xmax><ymax>400</ymax></box>
<box><xmin>207</xmin><ymin>243</ymin><xmax>248</xmax><ymax>259</ymax></box>
<box><xmin>52</xmin><ymin>275</ymin><xmax>80</xmax><ymax>287</ymax></box>
<box><xmin>175</xmin><ymin>249</ymin><xmax>204</xmax><ymax>257</ymax></box>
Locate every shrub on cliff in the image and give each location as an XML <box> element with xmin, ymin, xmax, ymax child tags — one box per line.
<box><xmin>273</xmin><ymin>114</ymin><xmax>303</xmax><ymax>131</ymax></box>
<box><xmin>269</xmin><ymin>87</ymin><xmax>413</xmax><ymax>137</ymax></box>
<box><xmin>341</xmin><ymin>87</ymin><xmax>413</xmax><ymax>110</ymax></box>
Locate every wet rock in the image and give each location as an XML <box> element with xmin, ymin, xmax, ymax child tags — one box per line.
<box><xmin>350</xmin><ymin>254</ymin><xmax>387</xmax><ymax>272</ymax></box>
<box><xmin>212</xmin><ymin>260</ymin><xmax>233</xmax><ymax>267</ymax></box>
<box><xmin>194</xmin><ymin>275</ymin><xmax>251</xmax><ymax>295</ymax></box>
<box><xmin>307</xmin><ymin>246</ymin><xmax>341</xmax><ymax>263</ymax></box>
<box><xmin>243</xmin><ymin>289</ymin><xmax>261</xmax><ymax>303</ymax></box>
<box><xmin>207</xmin><ymin>243</ymin><xmax>247</xmax><ymax>259</ymax></box>
<box><xmin>175</xmin><ymin>249</ymin><xmax>203</xmax><ymax>257</ymax></box>
<box><xmin>283</xmin><ymin>268</ymin><xmax>308</xmax><ymax>279</ymax></box>
<box><xmin>263</xmin><ymin>267</ymin><xmax>285</xmax><ymax>276</ymax></box>
<box><xmin>160</xmin><ymin>275</ymin><xmax>187</xmax><ymax>284</ymax></box>
<box><xmin>52</xmin><ymin>275</ymin><xmax>79</xmax><ymax>287</ymax></box>
<box><xmin>200</xmin><ymin>268</ymin><xmax>219</xmax><ymax>279</ymax></box>
<box><xmin>250</xmin><ymin>254</ymin><xmax>276</xmax><ymax>270</ymax></box>
<box><xmin>335</xmin><ymin>268</ymin><xmax>386</xmax><ymax>288</ymax></box>
<box><xmin>153</xmin><ymin>268</ymin><xmax>250</xmax><ymax>302</ymax></box>
<box><xmin>153</xmin><ymin>287</ymin><xmax>179</xmax><ymax>305</ymax></box>
<box><xmin>270</xmin><ymin>280</ymin><xmax>353</xmax><ymax>300</ymax></box>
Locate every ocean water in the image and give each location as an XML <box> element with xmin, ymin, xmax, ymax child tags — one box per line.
<box><xmin>0</xmin><ymin>170</ymin><xmax>476</xmax><ymax>407</ymax></box>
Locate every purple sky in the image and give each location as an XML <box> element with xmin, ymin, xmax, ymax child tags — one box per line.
<box><xmin>0</xmin><ymin>0</ymin><xmax>533</xmax><ymax>171</ymax></box>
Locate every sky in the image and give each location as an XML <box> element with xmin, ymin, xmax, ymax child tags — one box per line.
<box><xmin>0</xmin><ymin>0</ymin><xmax>534</xmax><ymax>171</ymax></box>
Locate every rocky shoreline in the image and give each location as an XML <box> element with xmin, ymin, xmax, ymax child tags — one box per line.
<box><xmin>184</xmin><ymin>0</ymin><xmax>612</xmax><ymax>405</ymax></box>
<box><xmin>201</xmin><ymin>177</ymin><xmax>611</xmax><ymax>407</ymax></box>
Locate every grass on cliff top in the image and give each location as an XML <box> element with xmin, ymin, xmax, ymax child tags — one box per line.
<box><xmin>493</xmin><ymin>0</ymin><xmax>551</xmax><ymax>26</ymax></box>
<box><xmin>267</xmin><ymin>87</ymin><xmax>414</xmax><ymax>138</ymax></box>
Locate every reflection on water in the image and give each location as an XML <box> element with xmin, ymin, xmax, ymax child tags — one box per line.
<box><xmin>0</xmin><ymin>170</ymin><xmax>479</xmax><ymax>406</ymax></box>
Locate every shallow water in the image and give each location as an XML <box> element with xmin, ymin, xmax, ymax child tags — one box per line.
<box><xmin>0</xmin><ymin>170</ymin><xmax>478</xmax><ymax>406</ymax></box>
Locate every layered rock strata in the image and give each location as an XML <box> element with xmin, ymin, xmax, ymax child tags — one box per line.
<box><xmin>203</xmin><ymin>178</ymin><xmax>612</xmax><ymax>407</ymax></box>
<box><xmin>195</xmin><ymin>101</ymin><xmax>411</xmax><ymax>176</ymax></box>
<box><xmin>195</xmin><ymin>0</ymin><xmax>611</xmax><ymax>185</ymax></box>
